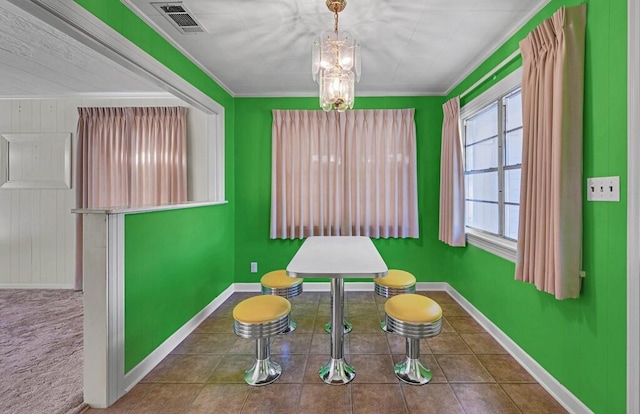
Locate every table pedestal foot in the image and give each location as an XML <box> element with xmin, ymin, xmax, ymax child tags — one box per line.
<box><xmin>319</xmin><ymin>358</ymin><xmax>355</xmax><ymax>385</ymax></box>
<box><xmin>324</xmin><ymin>321</ymin><xmax>353</xmax><ymax>334</ymax></box>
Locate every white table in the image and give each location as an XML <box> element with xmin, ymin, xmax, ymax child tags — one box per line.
<box><xmin>286</xmin><ymin>236</ymin><xmax>388</xmax><ymax>384</ymax></box>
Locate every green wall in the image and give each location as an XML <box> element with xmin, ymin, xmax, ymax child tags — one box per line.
<box><xmin>74</xmin><ymin>0</ymin><xmax>237</xmax><ymax>372</ymax></box>
<box><xmin>124</xmin><ymin>205</ymin><xmax>233</xmax><ymax>371</ymax></box>
<box><xmin>234</xmin><ymin>96</ymin><xmax>448</xmax><ymax>283</ymax></box>
<box><xmin>444</xmin><ymin>1</ymin><xmax>628</xmax><ymax>413</ymax></box>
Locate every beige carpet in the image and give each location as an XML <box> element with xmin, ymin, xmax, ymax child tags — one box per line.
<box><xmin>0</xmin><ymin>289</ymin><xmax>86</xmax><ymax>414</ymax></box>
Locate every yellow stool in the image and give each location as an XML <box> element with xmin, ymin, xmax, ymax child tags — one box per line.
<box><xmin>375</xmin><ymin>269</ymin><xmax>416</xmax><ymax>332</ymax></box>
<box><xmin>384</xmin><ymin>294</ymin><xmax>442</xmax><ymax>385</ymax></box>
<box><xmin>233</xmin><ymin>295</ymin><xmax>291</xmax><ymax>386</ymax></box>
<box><xmin>260</xmin><ymin>270</ymin><xmax>303</xmax><ymax>334</ymax></box>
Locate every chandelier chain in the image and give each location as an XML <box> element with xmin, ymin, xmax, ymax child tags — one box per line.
<box><xmin>334</xmin><ymin>10</ymin><xmax>339</xmax><ymax>34</ymax></box>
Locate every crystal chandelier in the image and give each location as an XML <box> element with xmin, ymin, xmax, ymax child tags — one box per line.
<box><xmin>312</xmin><ymin>0</ymin><xmax>361</xmax><ymax>112</ymax></box>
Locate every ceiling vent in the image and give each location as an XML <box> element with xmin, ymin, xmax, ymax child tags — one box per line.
<box><xmin>151</xmin><ymin>2</ymin><xmax>206</xmax><ymax>34</ymax></box>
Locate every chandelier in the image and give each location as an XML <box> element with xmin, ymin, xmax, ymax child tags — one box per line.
<box><xmin>312</xmin><ymin>0</ymin><xmax>361</xmax><ymax>112</ymax></box>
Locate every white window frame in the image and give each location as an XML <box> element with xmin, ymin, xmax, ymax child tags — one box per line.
<box><xmin>460</xmin><ymin>68</ymin><xmax>522</xmax><ymax>262</ymax></box>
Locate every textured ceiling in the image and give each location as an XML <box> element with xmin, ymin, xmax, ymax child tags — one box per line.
<box><xmin>0</xmin><ymin>0</ymin><xmax>549</xmax><ymax>99</ymax></box>
<box><xmin>0</xmin><ymin>0</ymin><xmax>162</xmax><ymax>98</ymax></box>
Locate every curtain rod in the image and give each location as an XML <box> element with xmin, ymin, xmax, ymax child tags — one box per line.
<box><xmin>459</xmin><ymin>50</ymin><xmax>521</xmax><ymax>99</ymax></box>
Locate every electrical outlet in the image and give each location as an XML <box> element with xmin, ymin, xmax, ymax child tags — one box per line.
<box><xmin>250</xmin><ymin>262</ymin><xmax>258</xmax><ymax>273</ymax></box>
<box><xmin>587</xmin><ymin>176</ymin><xmax>620</xmax><ymax>202</ymax></box>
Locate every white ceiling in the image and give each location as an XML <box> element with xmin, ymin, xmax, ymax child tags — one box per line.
<box><xmin>0</xmin><ymin>0</ymin><xmax>548</xmax><ymax>99</ymax></box>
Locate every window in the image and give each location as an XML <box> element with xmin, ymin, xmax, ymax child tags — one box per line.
<box><xmin>270</xmin><ymin>109</ymin><xmax>419</xmax><ymax>239</ymax></box>
<box><xmin>460</xmin><ymin>68</ymin><xmax>522</xmax><ymax>261</ymax></box>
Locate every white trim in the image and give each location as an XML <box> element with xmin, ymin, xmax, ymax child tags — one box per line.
<box><xmin>466</xmin><ymin>229</ymin><xmax>517</xmax><ymax>263</ymax></box>
<box><xmin>460</xmin><ymin>50</ymin><xmax>521</xmax><ymax>99</ymax></box>
<box><xmin>72</xmin><ymin>201</ymin><xmax>228</xmax><ymax>215</ymax></box>
<box><xmin>460</xmin><ymin>68</ymin><xmax>522</xmax><ymax>116</ymax></box>
<box><xmin>444</xmin><ymin>0</ymin><xmax>550</xmax><ymax>96</ymax></box>
<box><xmin>107</xmin><ymin>213</ymin><xmax>125</xmax><ymax>406</ymax></box>
<box><xmin>444</xmin><ymin>284</ymin><xmax>593</xmax><ymax>414</ymax></box>
<box><xmin>628</xmin><ymin>0</ymin><xmax>640</xmax><ymax>412</ymax></box>
<box><xmin>123</xmin><ymin>284</ymin><xmax>235</xmax><ymax>391</ymax></box>
<box><xmin>233</xmin><ymin>281</ymin><xmax>377</xmax><ymax>292</ymax></box>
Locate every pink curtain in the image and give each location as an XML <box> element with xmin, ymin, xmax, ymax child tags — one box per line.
<box><xmin>75</xmin><ymin>106</ymin><xmax>187</xmax><ymax>290</ymax></box>
<box><xmin>515</xmin><ymin>5</ymin><xmax>586</xmax><ymax>299</ymax></box>
<box><xmin>438</xmin><ymin>97</ymin><xmax>465</xmax><ymax>247</ymax></box>
<box><xmin>129</xmin><ymin>107</ymin><xmax>187</xmax><ymax>206</ymax></box>
<box><xmin>271</xmin><ymin>109</ymin><xmax>418</xmax><ymax>239</ymax></box>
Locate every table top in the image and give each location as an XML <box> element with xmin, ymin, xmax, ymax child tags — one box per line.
<box><xmin>286</xmin><ymin>236</ymin><xmax>388</xmax><ymax>278</ymax></box>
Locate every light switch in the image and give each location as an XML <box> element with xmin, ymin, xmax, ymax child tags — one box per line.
<box><xmin>586</xmin><ymin>176</ymin><xmax>620</xmax><ymax>202</ymax></box>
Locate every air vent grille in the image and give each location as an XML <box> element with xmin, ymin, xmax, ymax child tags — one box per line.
<box><xmin>152</xmin><ymin>2</ymin><xmax>206</xmax><ymax>34</ymax></box>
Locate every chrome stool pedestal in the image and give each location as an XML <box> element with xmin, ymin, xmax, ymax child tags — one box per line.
<box><xmin>233</xmin><ymin>295</ymin><xmax>291</xmax><ymax>386</ymax></box>
<box><xmin>384</xmin><ymin>294</ymin><xmax>442</xmax><ymax>385</ymax></box>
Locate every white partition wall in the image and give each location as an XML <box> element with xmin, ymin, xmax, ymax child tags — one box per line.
<box><xmin>0</xmin><ymin>96</ymin><xmax>210</xmax><ymax>288</ymax></box>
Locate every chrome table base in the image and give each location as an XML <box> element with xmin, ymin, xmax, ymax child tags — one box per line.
<box><xmin>324</xmin><ymin>321</ymin><xmax>353</xmax><ymax>334</ymax></box>
<box><xmin>319</xmin><ymin>357</ymin><xmax>356</xmax><ymax>385</ymax></box>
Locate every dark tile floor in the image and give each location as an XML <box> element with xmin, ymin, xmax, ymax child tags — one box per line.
<box><xmin>85</xmin><ymin>290</ymin><xmax>567</xmax><ymax>413</ymax></box>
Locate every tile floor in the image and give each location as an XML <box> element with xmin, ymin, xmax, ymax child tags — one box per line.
<box><xmin>85</xmin><ymin>290</ymin><xmax>567</xmax><ymax>413</ymax></box>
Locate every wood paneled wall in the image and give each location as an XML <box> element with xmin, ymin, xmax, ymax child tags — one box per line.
<box><xmin>0</xmin><ymin>97</ymin><xmax>208</xmax><ymax>288</ymax></box>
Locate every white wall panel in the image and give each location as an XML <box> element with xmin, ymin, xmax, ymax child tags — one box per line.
<box><xmin>0</xmin><ymin>96</ymin><xmax>209</xmax><ymax>288</ymax></box>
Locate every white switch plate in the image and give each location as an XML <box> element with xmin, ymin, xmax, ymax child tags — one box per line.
<box><xmin>250</xmin><ymin>262</ymin><xmax>258</xmax><ymax>273</ymax></box>
<box><xmin>587</xmin><ymin>176</ymin><xmax>620</xmax><ymax>202</ymax></box>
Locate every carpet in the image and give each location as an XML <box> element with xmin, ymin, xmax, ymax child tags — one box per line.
<box><xmin>0</xmin><ymin>289</ymin><xmax>86</xmax><ymax>414</ymax></box>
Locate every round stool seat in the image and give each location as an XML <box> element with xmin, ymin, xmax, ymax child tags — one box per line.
<box><xmin>234</xmin><ymin>296</ymin><xmax>292</xmax><ymax>338</ymax></box>
<box><xmin>385</xmin><ymin>294</ymin><xmax>442</xmax><ymax>324</ymax></box>
<box><xmin>233</xmin><ymin>295</ymin><xmax>291</xmax><ymax>324</ymax></box>
<box><xmin>261</xmin><ymin>270</ymin><xmax>303</xmax><ymax>297</ymax></box>
<box><xmin>375</xmin><ymin>269</ymin><xmax>416</xmax><ymax>298</ymax></box>
<box><xmin>375</xmin><ymin>269</ymin><xmax>416</xmax><ymax>288</ymax></box>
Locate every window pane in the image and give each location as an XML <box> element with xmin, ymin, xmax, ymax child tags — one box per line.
<box><xmin>505</xmin><ymin>128</ymin><xmax>522</xmax><ymax>166</ymax></box>
<box><xmin>466</xmin><ymin>201</ymin><xmax>498</xmax><ymax>234</ymax></box>
<box><xmin>466</xmin><ymin>138</ymin><xmax>497</xmax><ymax>171</ymax></box>
<box><xmin>504</xmin><ymin>168</ymin><xmax>521</xmax><ymax>203</ymax></box>
<box><xmin>466</xmin><ymin>103</ymin><xmax>498</xmax><ymax>145</ymax></box>
<box><xmin>505</xmin><ymin>90</ymin><xmax>522</xmax><ymax>131</ymax></box>
<box><xmin>465</xmin><ymin>171</ymin><xmax>498</xmax><ymax>202</ymax></box>
<box><xmin>505</xmin><ymin>204</ymin><xmax>520</xmax><ymax>240</ymax></box>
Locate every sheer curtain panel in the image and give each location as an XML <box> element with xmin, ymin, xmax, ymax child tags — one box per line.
<box><xmin>438</xmin><ymin>97</ymin><xmax>466</xmax><ymax>247</ymax></box>
<box><xmin>516</xmin><ymin>5</ymin><xmax>586</xmax><ymax>299</ymax></box>
<box><xmin>129</xmin><ymin>107</ymin><xmax>188</xmax><ymax>206</ymax></box>
<box><xmin>75</xmin><ymin>106</ymin><xmax>187</xmax><ymax>290</ymax></box>
<box><xmin>271</xmin><ymin>109</ymin><xmax>418</xmax><ymax>239</ymax></box>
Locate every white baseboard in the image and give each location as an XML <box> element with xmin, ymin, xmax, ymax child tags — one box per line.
<box><xmin>444</xmin><ymin>285</ymin><xmax>593</xmax><ymax>414</ymax></box>
<box><xmin>0</xmin><ymin>284</ymin><xmax>75</xmax><ymax>289</ymax></box>
<box><xmin>122</xmin><ymin>284</ymin><xmax>234</xmax><ymax>391</ymax></box>
<box><xmin>234</xmin><ymin>281</ymin><xmax>376</xmax><ymax>292</ymax></box>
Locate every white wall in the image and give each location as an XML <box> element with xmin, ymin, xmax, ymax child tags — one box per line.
<box><xmin>0</xmin><ymin>96</ymin><xmax>209</xmax><ymax>288</ymax></box>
